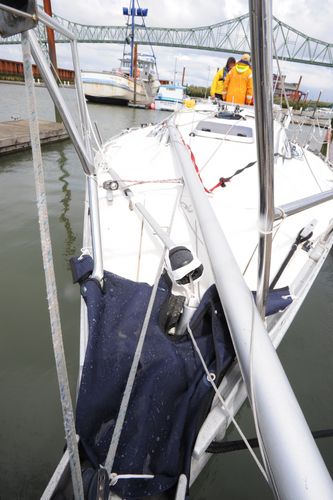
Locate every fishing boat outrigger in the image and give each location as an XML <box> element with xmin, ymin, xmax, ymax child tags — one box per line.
<box><xmin>1</xmin><ymin>0</ymin><xmax>333</xmax><ymax>499</ymax></box>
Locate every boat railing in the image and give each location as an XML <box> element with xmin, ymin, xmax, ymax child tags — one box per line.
<box><xmin>275</xmin><ymin>189</ymin><xmax>333</xmax><ymax>220</ymax></box>
<box><xmin>29</xmin><ymin>6</ymin><xmax>104</xmax><ymax>284</ymax></box>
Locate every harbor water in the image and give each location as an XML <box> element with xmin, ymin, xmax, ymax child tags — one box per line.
<box><xmin>0</xmin><ymin>83</ymin><xmax>332</xmax><ymax>499</ymax></box>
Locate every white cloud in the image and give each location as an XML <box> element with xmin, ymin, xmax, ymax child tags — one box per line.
<box><xmin>1</xmin><ymin>0</ymin><xmax>332</xmax><ymax>101</ymax></box>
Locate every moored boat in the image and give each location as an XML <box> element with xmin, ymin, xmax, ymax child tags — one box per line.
<box><xmin>82</xmin><ymin>0</ymin><xmax>159</xmax><ymax>107</ymax></box>
<box><xmin>154</xmin><ymin>84</ymin><xmax>187</xmax><ymax>111</ymax></box>
<box><xmin>82</xmin><ymin>53</ymin><xmax>159</xmax><ymax>107</ymax></box>
<box><xmin>1</xmin><ymin>1</ymin><xmax>333</xmax><ymax>499</ymax></box>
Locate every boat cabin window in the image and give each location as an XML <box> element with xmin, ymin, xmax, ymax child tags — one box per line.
<box><xmin>194</xmin><ymin>120</ymin><xmax>254</xmax><ymax>142</ymax></box>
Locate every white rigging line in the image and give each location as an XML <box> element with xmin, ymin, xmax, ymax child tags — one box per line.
<box><xmin>199</xmin><ymin>119</ymin><xmax>248</xmax><ymax>174</ymax></box>
<box><xmin>104</xmin><ymin>251</ymin><xmax>164</xmax><ymax>475</ymax></box>
<box><xmin>104</xmin><ymin>186</ymin><xmax>182</xmax><ymax>477</ymax></box>
<box><xmin>136</xmin><ymin>0</ymin><xmax>159</xmax><ymax>80</ymax></box>
<box><xmin>186</xmin><ymin>323</ymin><xmax>269</xmax><ymax>482</ymax></box>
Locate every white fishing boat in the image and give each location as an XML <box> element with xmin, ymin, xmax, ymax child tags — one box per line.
<box><xmin>82</xmin><ymin>53</ymin><xmax>159</xmax><ymax>107</ymax></box>
<box><xmin>154</xmin><ymin>84</ymin><xmax>187</xmax><ymax>111</ymax></box>
<box><xmin>1</xmin><ymin>1</ymin><xmax>333</xmax><ymax>499</ymax></box>
<box><xmin>82</xmin><ymin>1</ymin><xmax>159</xmax><ymax>107</ymax></box>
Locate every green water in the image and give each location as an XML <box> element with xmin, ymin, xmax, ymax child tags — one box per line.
<box><xmin>0</xmin><ymin>83</ymin><xmax>332</xmax><ymax>499</ymax></box>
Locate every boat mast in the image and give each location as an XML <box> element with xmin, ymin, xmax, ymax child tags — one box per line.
<box><xmin>133</xmin><ymin>41</ymin><xmax>138</xmax><ymax>104</ymax></box>
<box><xmin>250</xmin><ymin>0</ymin><xmax>274</xmax><ymax>318</ymax></box>
<box><xmin>130</xmin><ymin>0</ymin><xmax>135</xmax><ymax>77</ymax></box>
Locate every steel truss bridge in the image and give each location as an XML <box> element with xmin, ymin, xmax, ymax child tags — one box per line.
<box><xmin>1</xmin><ymin>12</ymin><xmax>333</xmax><ymax>68</ymax></box>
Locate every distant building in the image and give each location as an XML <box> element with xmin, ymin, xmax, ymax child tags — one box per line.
<box><xmin>273</xmin><ymin>73</ymin><xmax>306</xmax><ymax>102</ymax></box>
<box><xmin>0</xmin><ymin>58</ymin><xmax>74</xmax><ymax>84</ymax></box>
<box><xmin>159</xmin><ymin>79</ymin><xmax>172</xmax><ymax>85</ymax></box>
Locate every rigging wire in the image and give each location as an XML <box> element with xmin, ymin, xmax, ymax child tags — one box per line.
<box><xmin>300</xmin><ymin>146</ymin><xmax>325</xmax><ymax>192</ymax></box>
<box><xmin>136</xmin><ymin>0</ymin><xmax>159</xmax><ymax>80</ymax></box>
<box><xmin>198</xmin><ymin>120</ymin><xmax>241</xmax><ymax>174</ymax></box>
<box><xmin>103</xmin><ymin>185</ymin><xmax>183</xmax><ymax>477</ymax></box>
<box><xmin>186</xmin><ymin>324</ymin><xmax>269</xmax><ymax>483</ymax></box>
<box><xmin>104</xmin><ymin>238</ymin><xmax>167</xmax><ymax>476</ymax></box>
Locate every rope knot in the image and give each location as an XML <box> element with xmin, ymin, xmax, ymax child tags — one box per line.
<box><xmin>219</xmin><ymin>177</ymin><xmax>230</xmax><ymax>188</ymax></box>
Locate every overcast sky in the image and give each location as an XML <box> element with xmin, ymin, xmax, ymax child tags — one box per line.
<box><xmin>1</xmin><ymin>0</ymin><xmax>333</xmax><ymax>101</ymax></box>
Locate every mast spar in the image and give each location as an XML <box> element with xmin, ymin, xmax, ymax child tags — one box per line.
<box><xmin>123</xmin><ymin>0</ymin><xmax>148</xmax><ymax>78</ymax></box>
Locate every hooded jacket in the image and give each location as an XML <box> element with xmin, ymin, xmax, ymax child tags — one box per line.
<box><xmin>210</xmin><ymin>65</ymin><xmax>230</xmax><ymax>98</ymax></box>
<box><xmin>222</xmin><ymin>60</ymin><xmax>253</xmax><ymax>105</ymax></box>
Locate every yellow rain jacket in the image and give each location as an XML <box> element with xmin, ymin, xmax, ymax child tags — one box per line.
<box><xmin>210</xmin><ymin>66</ymin><xmax>228</xmax><ymax>98</ymax></box>
<box><xmin>222</xmin><ymin>62</ymin><xmax>253</xmax><ymax>105</ymax></box>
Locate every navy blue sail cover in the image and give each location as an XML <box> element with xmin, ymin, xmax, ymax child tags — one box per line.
<box><xmin>72</xmin><ymin>256</ymin><xmax>292</xmax><ymax>498</ymax></box>
<box><xmin>73</xmin><ymin>256</ymin><xmax>234</xmax><ymax>498</ymax></box>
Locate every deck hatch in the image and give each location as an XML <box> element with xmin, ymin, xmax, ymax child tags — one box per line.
<box><xmin>194</xmin><ymin>120</ymin><xmax>254</xmax><ymax>142</ymax></box>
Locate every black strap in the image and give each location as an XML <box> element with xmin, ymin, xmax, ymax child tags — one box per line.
<box><xmin>207</xmin><ymin>428</ymin><xmax>333</xmax><ymax>454</ymax></box>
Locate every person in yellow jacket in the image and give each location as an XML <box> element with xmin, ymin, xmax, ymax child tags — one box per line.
<box><xmin>222</xmin><ymin>53</ymin><xmax>253</xmax><ymax>105</ymax></box>
<box><xmin>210</xmin><ymin>57</ymin><xmax>236</xmax><ymax>100</ymax></box>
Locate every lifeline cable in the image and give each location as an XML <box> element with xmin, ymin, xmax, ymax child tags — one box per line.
<box><xmin>186</xmin><ymin>323</ymin><xmax>269</xmax><ymax>482</ymax></box>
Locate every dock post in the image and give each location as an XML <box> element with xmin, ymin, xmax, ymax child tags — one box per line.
<box><xmin>43</xmin><ymin>0</ymin><xmax>62</xmax><ymax>123</ymax></box>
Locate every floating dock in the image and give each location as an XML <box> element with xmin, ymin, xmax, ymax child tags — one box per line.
<box><xmin>0</xmin><ymin>119</ymin><xmax>69</xmax><ymax>155</ymax></box>
<box><xmin>282</xmin><ymin>109</ymin><xmax>332</xmax><ymax>128</ymax></box>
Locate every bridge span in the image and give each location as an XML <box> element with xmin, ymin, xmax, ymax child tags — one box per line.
<box><xmin>1</xmin><ymin>12</ymin><xmax>332</xmax><ymax>68</ymax></box>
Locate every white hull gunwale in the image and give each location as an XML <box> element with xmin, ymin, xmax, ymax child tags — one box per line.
<box><xmin>154</xmin><ymin>99</ymin><xmax>184</xmax><ymax>112</ymax></box>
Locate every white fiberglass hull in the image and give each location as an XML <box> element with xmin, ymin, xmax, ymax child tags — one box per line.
<box><xmin>82</xmin><ymin>71</ymin><xmax>159</xmax><ymax>106</ymax></box>
<box><xmin>79</xmin><ymin>102</ymin><xmax>333</xmax><ymax>497</ymax></box>
<box><xmin>154</xmin><ymin>98</ymin><xmax>184</xmax><ymax>112</ymax></box>
<box><xmin>45</xmin><ymin>103</ymin><xmax>333</xmax><ymax>500</ymax></box>
<box><xmin>93</xmin><ymin>105</ymin><xmax>333</xmax><ymax>291</ymax></box>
